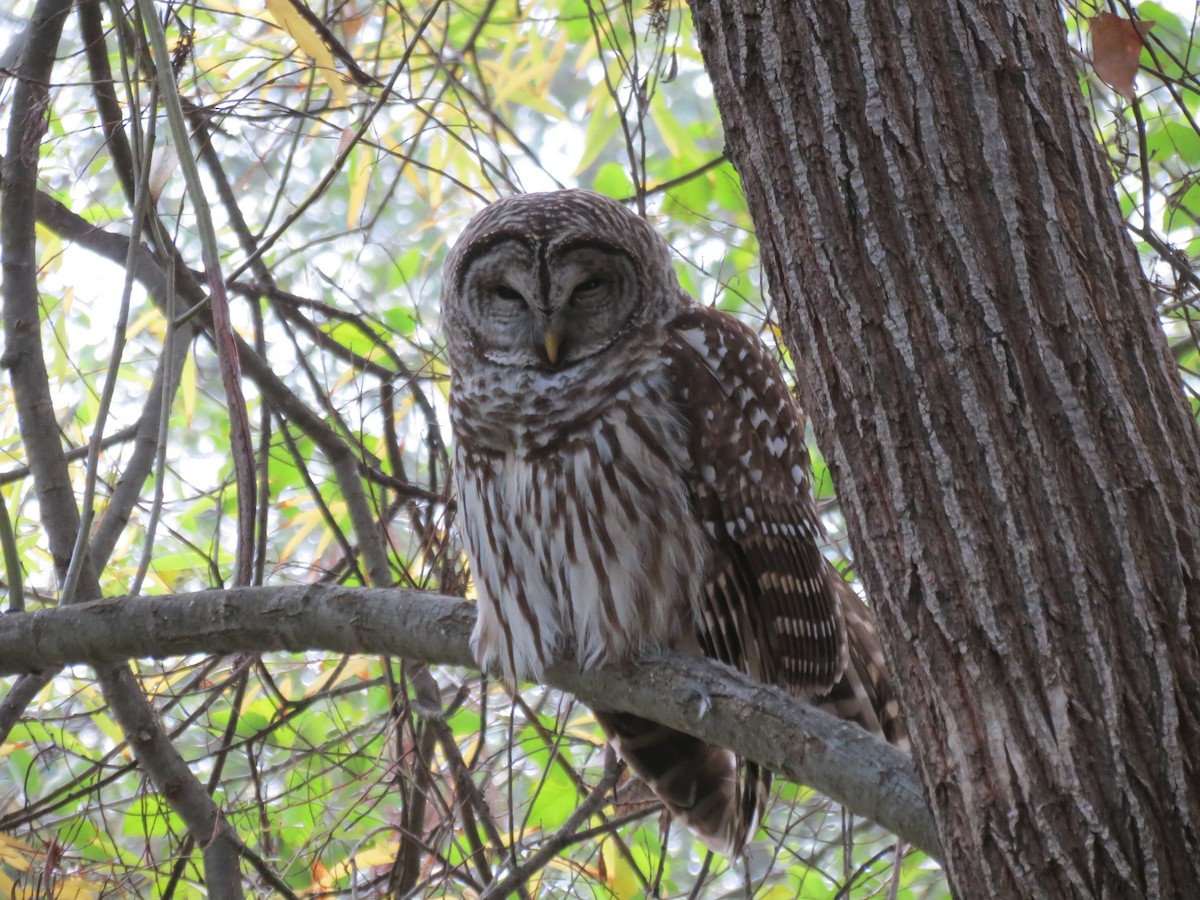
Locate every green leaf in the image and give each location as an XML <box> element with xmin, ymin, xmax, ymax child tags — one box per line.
<box><xmin>711</xmin><ymin>161</ymin><xmax>745</xmax><ymax>212</ymax></box>
<box><xmin>1146</xmin><ymin>121</ymin><xmax>1200</xmax><ymax>166</ymax></box>
<box><xmin>663</xmin><ymin>174</ymin><xmax>713</xmax><ymax>218</ymax></box>
<box><xmin>1139</xmin><ymin>3</ymin><xmax>1187</xmax><ymax>42</ymax></box>
<box><xmin>524</xmin><ymin>759</ymin><xmax>577</xmax><ymax>833</ymax></box>
<box><xmin>809</xmin><ymin>444</ymin><xmax>836</xmax><ymax>500</ymax></box>
<box><xmin>8</xmin><ymin>720</ymin><xmax>94</xmax><ymax>759</ymax></box>
<box><xmin>383</xmin><ymin>306</ymin><xmax>417</xmax><ymax>338</ymax></box>
<box><xmin>592</xmin><ymin>162</ymin><xmax>633</xmax><ymax>199</ymax></box>
<box><xmin>234</xmin><ymin>697</ymin><xmax>275</xmax><ymax>741</ymax></box>
<box><xmin>391</xmin><ymin>246</ymin><xmax>425</xmax><ymax>289</ymax></box>
<box><xmin>5</xmin><ymin>747</ymin><xmax>40</xmax><ymax>798</ymax></box>
<box><xmin>649</xmin><ymin>98</ymin><xmax>695</xmax><ymax>167</ymax></box>
<box><xmin>60</xmin><ymin>818</ymin><xmax>109</xmax><ymax>864</ymax></box>
<box><xmin>123</xmin><ymin>794</ymin><xmax>180</xmax><ymax>838</ymax></box>
<box><xmin>560</xmin><ymin>0</ymin><xmax>593</xmax><ymax>43</ymax></box>
<box><xmin>675</xmin><ymin>261</ymin><xmax>699</xmax><ymax>299</ymax></box>
<box><xmin>326</xmin><ymin>320</ymin><xmax>385</xmax><ymax>362</ymax></box>
<box><xmin>1166</xmin><ymin>182</ymin><xmax>1200</xmax><ymax>232</ymax></box>
<box><xmin>575</xmin><ymin>110</ymin><xmax>623</xmax><ymax>176</ymax></box>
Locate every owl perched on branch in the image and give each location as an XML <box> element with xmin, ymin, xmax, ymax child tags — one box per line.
<box><xmin>441</xmin><ymin>189</ymin><xmax>904</xmax><ymax>856</ymax></box>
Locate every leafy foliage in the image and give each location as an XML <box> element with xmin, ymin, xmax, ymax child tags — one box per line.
<box><xmin>0</xmin><ymin>0</ymin><xmax>1193</xmax><ymax>896</ymax></box>
<box><xmin>1069</xmin><ymin>1</ymin><xmax>1200</xmax><ymax>400</ymax></box>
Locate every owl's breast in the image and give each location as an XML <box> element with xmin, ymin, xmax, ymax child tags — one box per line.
<box><xmin>453</xmin><ymin>354</ymin><xmax>709</xmax><ymax>683</ymax></box>
<box><xmin>450</xmin><ymin>352</ymin><xmax>641</xmax><ymax>453</ymax></box>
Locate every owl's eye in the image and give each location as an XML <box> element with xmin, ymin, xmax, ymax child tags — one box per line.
<box><xmin>493</xmin><ymin>285</ymin><xmax>525</xmax><ymax>304</ymax></box>
<box><xmin>571</xmin><ymin>277</ymin><xmax>607</xmax><ymax>302</ymax></box>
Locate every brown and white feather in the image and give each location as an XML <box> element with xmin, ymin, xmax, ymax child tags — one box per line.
<box><xmin>442</xmin><ymin>189</ymin><xmax>904</xmax><ymax>858</ymax></box>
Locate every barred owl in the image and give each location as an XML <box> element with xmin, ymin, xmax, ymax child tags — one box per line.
<box><xmin>442</xmin><ymin>189</ymin><xmax>904</xmax><ymax>857</ymax></box>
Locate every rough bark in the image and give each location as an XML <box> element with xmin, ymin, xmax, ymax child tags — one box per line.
<box><xmin>688</xmin><ymin>0</ymin><xmax>1200</xmax><ymax>896</ymax></box>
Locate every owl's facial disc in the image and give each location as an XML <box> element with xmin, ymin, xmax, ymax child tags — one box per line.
<box><xmin>460</xmin><ymin>237</ymin><xmax>641</xmax><ymax>369</ymax></box>
<box><xmin>541</xmin><ymin>243</ymin><xmax>640</xmax><ymax>367</ymax></box>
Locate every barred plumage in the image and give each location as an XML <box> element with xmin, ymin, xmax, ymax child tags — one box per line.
<box><xmin>441</xmin><ymin>189</ymin><xmax>905</xmax><ymax>856</ymax></box>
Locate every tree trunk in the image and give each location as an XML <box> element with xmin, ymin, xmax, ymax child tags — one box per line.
<box><xmin>688</xmin><ymin>1</ymin><xmax>1200</xmax><ymax>896</ymax></box>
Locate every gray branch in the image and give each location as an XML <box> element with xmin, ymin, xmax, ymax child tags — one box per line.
<box><xmin>0</xmin><ymin>585</ymin><xmax>940</xmax><ymax>858</ymax></box>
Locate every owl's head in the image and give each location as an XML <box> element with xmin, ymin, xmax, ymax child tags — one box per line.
<box><xmin>441</xmin><ymin>190</ymin><xmax>683</xmax><ymax>370</ymax></box>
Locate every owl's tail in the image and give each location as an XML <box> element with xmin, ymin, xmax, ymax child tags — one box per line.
<box><xmin>593</xmin><ymin>709</ymin><xmax>766</xmax><ymax>857</ymax></box>
<box><xmin>595</xmin><ymin>578</ymin><xmax>906</xmax><ymax>858</ymax></box>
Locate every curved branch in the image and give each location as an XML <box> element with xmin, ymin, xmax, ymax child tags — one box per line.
<box><xmin>0</xmin><ymin>585</ymin><xmax>940</xmax><ymax>859</ymax></box>
<box><xmin>2</xmin><ymin>5</ymin><xmax>248</xmax><ymax>891</ymax></box>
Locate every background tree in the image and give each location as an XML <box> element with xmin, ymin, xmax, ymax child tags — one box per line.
<box><xmin>687</xmin><ymin>0</ymin><xmax>1200</xmax><ymax>895</ymax></box>
<box><xmin>0</xmin><ymin>0</ymin><xmax>1196</xmax><ymax>896</ymax></box>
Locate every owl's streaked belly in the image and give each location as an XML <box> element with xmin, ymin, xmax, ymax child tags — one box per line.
<box><xmin>453</xmin><ymin>364</ymin><xmax>708</xmax><ymax>684</ymax></box>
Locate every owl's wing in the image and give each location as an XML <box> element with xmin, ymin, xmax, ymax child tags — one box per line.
<box><xmin>665</xmin><ymin>303</ymin><xmax>847</xmax><ymax>697</ymax></box>
<box><xmin>818</xmin><ymin>577</ymin><xmax>910</xmax><ymax>750</ymax></box>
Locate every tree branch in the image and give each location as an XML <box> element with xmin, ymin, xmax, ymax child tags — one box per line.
<box><xmin>2</xmin><ymin>6</ymin><xmax>249</xmax><ymax>890</ymax></box>
<box><xmin>0</xmin><ymin>585</ymin><xmax>940</xmax><ymax>859</ymax></box>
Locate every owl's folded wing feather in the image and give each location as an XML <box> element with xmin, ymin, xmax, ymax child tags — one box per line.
<box><xmin>665</xmin><ymin>303</ymin><xmax>848</xmax><ymax>697</ymax></box>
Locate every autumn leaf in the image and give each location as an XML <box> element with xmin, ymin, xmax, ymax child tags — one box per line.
<box><xmin>1091</xmin><ymin>12</ymin><xmax>1155</xmax><ymax>102</ymax></box>
<box><xmin>263</xmin><ymin>0</ymin><xmax>353</xmax><ymax>107</ymax></box>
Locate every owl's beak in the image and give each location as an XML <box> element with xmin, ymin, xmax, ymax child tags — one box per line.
<box><xmin>543</xmin><ymin>328</ymin><xmax>561</xmax><ymax>365</ymax></box>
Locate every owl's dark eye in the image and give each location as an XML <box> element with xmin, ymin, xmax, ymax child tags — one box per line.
<box><xmin>571</xmin><ymin>277</ymin><xmax>607</xmax><ymax>301</ymax></box>
<box><xmin>494</xmin><ymin>285</ymin><xmax>525</xmax><ymax>304</ymax></box>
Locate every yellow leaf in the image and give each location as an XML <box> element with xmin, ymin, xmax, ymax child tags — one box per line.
<box><xmin>564</xmin><ymin>719</ymin><xmax>606</xmax><ymax>745</ymax></box>
<box><xmin>262</xmin><ymin>0</ymin><xmax>353</xmax><ymax>107</ymax></box>
<box><xmin>347</xmin><ymin>144</ymin><xmax>374</xmax><ymax>227</ymax></box>
<box><xmin>649</xmin><ymin>93</ymin><xmax>690</xmax><ymax>159</ymax></box>
<box><xmin>0</xmin><ymin>742</ymin><xmax>25</xmax><ymax>760</ymax></box>
<box><xmin>35</xmin><ymin>224</ymin><xmax>63</xmax><ymax>274</ymax></box>
<box><xmin>507</xmin><ymin>87</ymin><xmax>565</xmax><ymax>120</ymax></box>
<box><xmin>312</xmin><ymin>500</ymin><xmax>346</xmax><ymax>559</ymax></box>
<box><xmin>350</xmin><ymin>842</ymin><xmax>398</xmax><ymax>868</ymax></box>
<box><xmin>428</xmin><ymin>137</ymin><xmax>446</xmax><ymax>207</ymax></box>
<box><xmin>127</xmin><ymin>307</ymin><xmax>166</xmax><ymax>340</ymax></box>
<box><xmin>600</xmin><ymin>837</ymin><xmax>640</xmax><ymax>899</ymax></box>
<box><xmin>402</xmin><ymin>161</ymin><xmax>426</xmax><ymax>200</ymax></box>
<box><xmin>540</xmin><ymin>35</ymin><xmax>569</xmax><ymax>87</ymax></box>
<box><xmin>181</xmin><ymin>352</ymin><xmax>196</xmax><ymax>426</ymax></box>
<box><xmin>91</xmin><ymin>709</ymin><xmax>126</xmax><ymax>747</ymax></box>
<box><xmin>38</xmin><ymin>876</ymin><xmax>101</xmax><ymax>900</ymax></box>
<box><xmin>757</xmin><ymin>888</ymin><xmax>801</xmax><ymax>900</ymax></box>
<box><xmin>304</xmin><ymin>657</ymin><xmax>372</xmax><ymax>697</ymax></box>
<box><xmin>279</xmin><ymin>506</ymin><xmax>327</xmax><ymax>560</ymax></box>
<box><xmin>323</xmin><ymin>840</ymin><xmax>399</xmax><ymax>882</ymax></box>
<box><xmin>0</xmin><ymin>833</ymin><xmax>34</xmax><ymax>870</ymax></box>
<box><xmin>0</xmin><ymin>835</ymin><xmax>102</xmax><ymax>900</ymax></box>
<box><xmin>484</xmin><ymin>37</ymin><xmax>568</xmax><ymax>116</ymax></box>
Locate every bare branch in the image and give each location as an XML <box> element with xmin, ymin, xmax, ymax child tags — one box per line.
<box><xmin>0</xmin><ymin>585</ymin><xmax>940</xmax><ymax>858</ymax></box>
